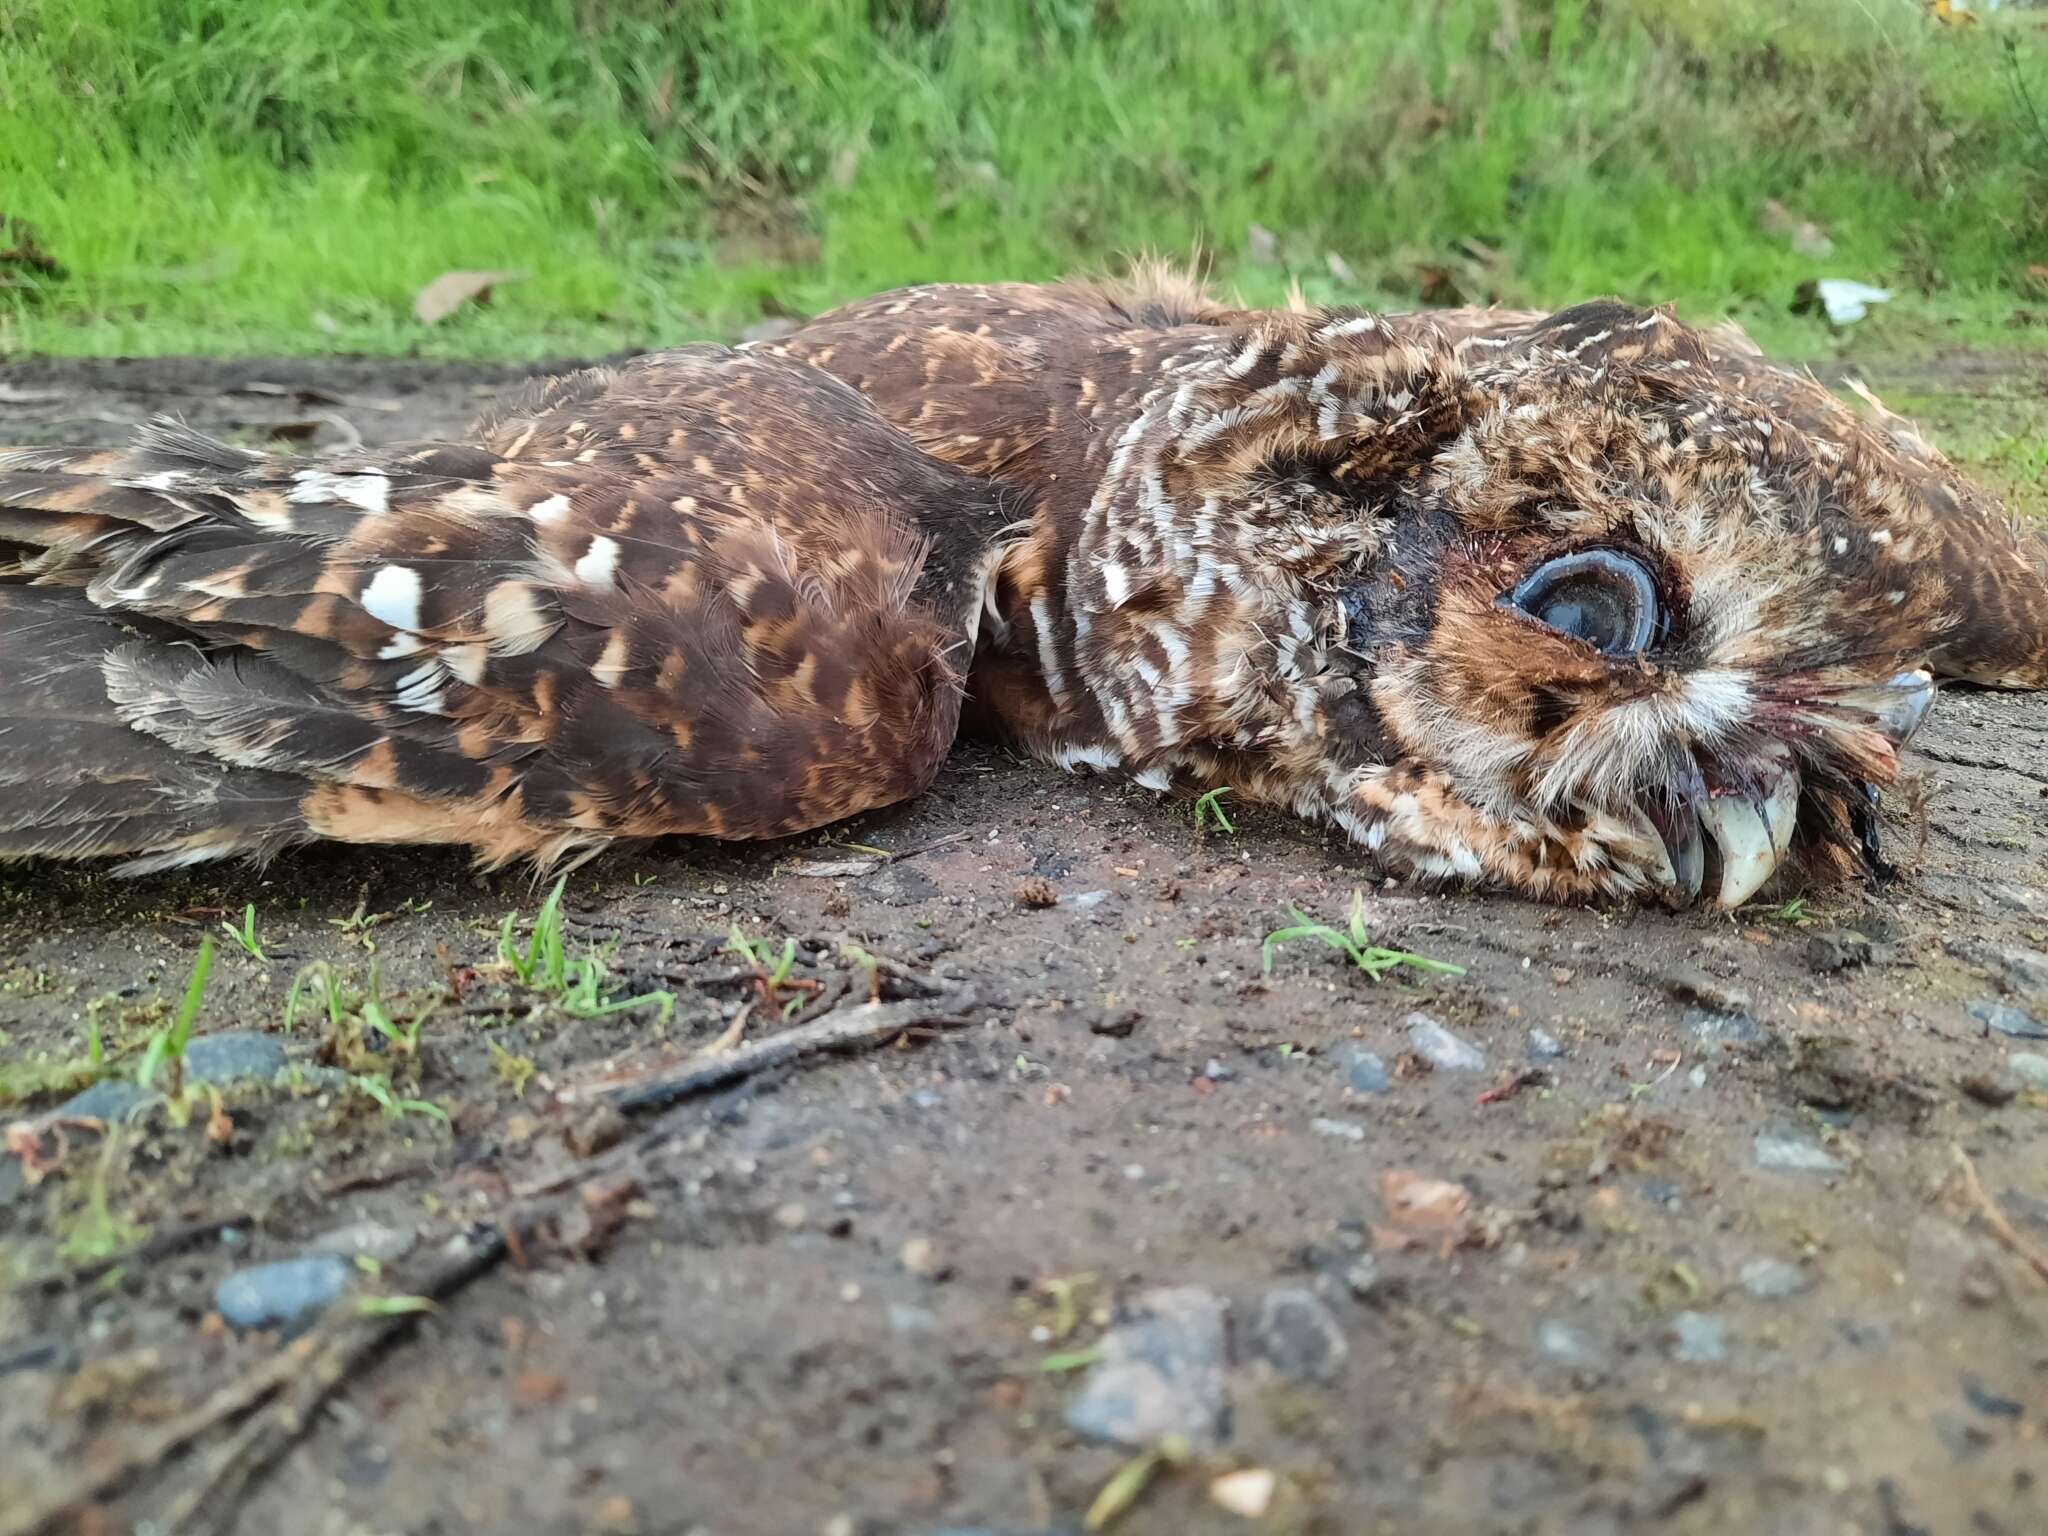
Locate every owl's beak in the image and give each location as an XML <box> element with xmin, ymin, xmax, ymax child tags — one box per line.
<box><xmin>1700</xmin><ymin>759</ymin><xmax>1800</xmax><ymax>907</ymax></box>
<box><xmin>1651</xmin><ymin>669</ymin><xmax>1936</xmax><ymax>908</ymax></box>
<box><xmin>1640</xmin><ymin>744</ymin><xmax>1800</xmax><ymax>908</ymax></box>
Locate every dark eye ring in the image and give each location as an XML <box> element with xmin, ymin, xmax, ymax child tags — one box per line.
<box><xmin>1503</xmin><ymin>548</ymin><xmax>1659</xmax><ymax>656</ymax></box>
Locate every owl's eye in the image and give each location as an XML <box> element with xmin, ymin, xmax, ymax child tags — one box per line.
<box><xmin>1504</xmin><ymin>548</ymin><xmax>1659</xmax><ymax>656</ymax></box>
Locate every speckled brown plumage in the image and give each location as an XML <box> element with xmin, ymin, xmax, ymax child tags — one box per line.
<box><xmin>0</xmin><ymin>348</ymin><xmax>1002</xmax><ymax>871</ymax></box>
<box><xmin>755</xmin><ymin>269</ymin><xmax>2048</xmax><ymax>905</ymax></box>
<box><xmin>4</xmin><ymin>273</ymin><xmax>2041</xmax><ymax>907</ymax></box>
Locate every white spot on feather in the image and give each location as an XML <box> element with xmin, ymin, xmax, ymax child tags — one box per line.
<box><xmin>528</xmin><ymin>493</ymin><xmax>571</xmax><ymax>525</ymax></box>
<box><xmin>1316</xmin><ymin>315</ymin><xmax>1379</xmax><ymax>339</ymax></box>
<box><xmin>1226</xmin><ymin>338</ymin><xmax>1265</xmax><ymax>377</ymax></box>
<box><xmin>575</xmin><ymin>535</ymin><xmax>620</xmax><ymax>589</ymax></box>
<box><xmin>290</xmin><ymin>470</ymin><xmax>390</xmax><ymax>515</ymax></box>
<box><xmin>591</xmin><ymin>630</ymin><xmax>631</xmax><ymax>690</ymax></box>
<box><xmin>443</xmin><ymin>643</ymin><xmax>488</xmax><ymax>685</ymax></box>
<box><xmin>1054</xmin><ymin>744</ymin><xmax>1121</xmax><ymax>774</ymax></box>
<box><xmin>360</xmin><ymin>565</ymin><xmax>423</xmax><ymax>632</ymax></box>
<box><xmin>393</xmin><ymin>668</ymin><xmax>446</xmax><ymax>714</ymax></box>
<box><xmin>483</xmin><ymin>581</ymin><xmax>556</xmax><ymax>655</ymax></box>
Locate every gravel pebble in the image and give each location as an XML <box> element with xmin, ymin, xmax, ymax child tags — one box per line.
<box><xmin>1248</xmin><ymin>1288</ymin><xmax>1349</xmax><ymax>1383</ymax></box>
<box><xmin>56</xmin><ymin>1030</ymin><xmax>291</xmax><ymax>1121</ymax></box>
<box><xmin>1343</xmin><ymin>1047</ymin><xmax>1390</xmax><ymax>1093</ymax></box>
<box><xmin>1534</xmin><ymin>1319</ymin><xmax>1608</xmax><ymax>1371</ymax></box>
<box><xmin>1668</xmin><ymin>1311</ymin><xmax>1730</xmax><ymax>1364</ymax></box>
<box><xmin>1684</xmin><ymin>1008</ymin><xmax>1771</xmax><ymax>1047</ymax></box>
<box><xmin>214</xmin><ymin>1255</ymin><xmax>353</xmax><ymax>1335</ymax></box>
<box><xmin>1754</xmin><ymin>1129</ymin><xmax>1844</xmax><ymax>1174</ymax></box>
<box><xmin>1970</xmin><ymin>1000</ymin><xmax>2048</xmax><ymax>1039</ymax></box>
<box><xmin>1405</xmin><ymin>1013</ymin><xmax>1485</xmax><ymax>1071</ymax></box>
<box><xmin>2008</xmin><ymin>1053</ymin><xmax>2048</xmax><ymax>1091</ymax></box>
<box><xmin>1739</xmin><ymin>1258</ymin><xmax>1814</xmax><ymax>1300</ymax></box>
<box><xmin>1065</xmin><ymin>1286</ymin><xmax>1231</xmax><ymax>1449</ymax></box>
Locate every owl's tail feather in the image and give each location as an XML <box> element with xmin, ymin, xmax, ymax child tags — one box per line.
<box><xmin>0</xmin><ymin>587</ymin><xmax>321</xmax><ymax>872</ymax></box>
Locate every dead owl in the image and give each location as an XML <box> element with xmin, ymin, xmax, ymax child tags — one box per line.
<box><xmin>2</xmin><ymin>271</ymin><xmax>2041</xmax><ymax>906</ymax></box>
<box><xmin>758</xmin><ymin>269</ymin><xmax>2045</xmax><ymax>905</ymax></box>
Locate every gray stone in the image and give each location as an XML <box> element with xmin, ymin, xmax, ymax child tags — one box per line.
<box><xmin>1534</xmin><ymin>1319</ymin><xmax>1608</xmax><ymax>1371</ymax></box>
<box><xmin>1527</xmin><ymin>1029</ymin><xmax>1567</xmax><ymax>1060</ymax></box>
<box><xmin>1754</xmin><ymin>1129</ymin><xmax>1844</xmax><ymax>1174</ymax></box>
<box><xmin>1970</xmin><ymin>1000</ymin><xmax>2048</xmax><ymax>1040</ymax></box>
<box><xmin>1995</xmin><ymin>946</ymin><xmax>2048</xmax><ymax>1005</ymax></box>
<box><xmin>1342</xmin><ymin>1047</ymin><xmax>1390</xmax><ymax>1094</ymax></box>
<box><xmin>887</xmin><ymin>1304</ymin><xmax>938</xmax><ymax>1334</ymax></box>
<box><xmin>56</xmin><ymin>1030</ymin><xmax>291</xmax><ymax>1122</ymax></box>
<box><xmin>1684</xmin><ymin>1008</ymin><xmax>1771</xmax><ymax>1047</ymax></box>
<box><xmin>215</xmin><ymin>1255</ymin><xmax>353</xmax><ymax>1334</ymax></box>
<box><xmin>1668</xmin><ymin>1311</ymin><xmax>1729</xmax><ymax>1364</ymax></box>
<box><xmin>1065</xmin><ymin>1286</ymin><xmax>1230</xmax><ymax>1449</ymax></box>
<box><xmin>1739</xmin><ymin>1258</ymin><xmax>1814</xmax><ymax>1300</ymax></box>
<box><xmin>2009</xmin><ymin>1054</ymin><xmax>2048</xmax><ymax>1092</ymax></box>
<box><xmin>305</xmin><ymin>1221</ymin><xmax>416</xmax><ymax>1265</ymax></box>
<box><xmin>1343</xmin><ymin>1255</ymin><xmax>1387</xmax><ymax>1301</ymax></box>
<box><xmin>1249</xmin><ymin>1288</ymin><xmax>1348</xmax><ymax>1383</ymax></box>
<box><xmin>1311</xmin><ymin>1117</ymin><xmax>1365</xmax><ymax>1142</ymax></box>
<box><xmin>1405</xmin><ymin>1013</ymin><xmax>1484</xmax><ymax>1071</ymax></box>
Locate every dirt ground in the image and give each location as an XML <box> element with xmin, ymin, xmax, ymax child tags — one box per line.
<box><xmin>1</xmin><ymin>355</ymin><xmax>2045</xmax><ymax>1536</ymax></box>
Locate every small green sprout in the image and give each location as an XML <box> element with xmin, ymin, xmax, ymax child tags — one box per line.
<box><xmin>1191</xmin><ymin>786</ymin><xmax>1236</xmax><ymax>834</ymax></box>
<box><xmin>499</xmin><ymin>878</ymin><xmax>674</xmax><ymax>1020</ymax></box>
<box><xmin>136</xmin><ymin>935</ymin><xmax>214</xmax><ymax>1106</ymax></box>
<box><xmin>348</xmin><ymin>1072</ymin><xmax>448</xmax><ymax>1122</ymax></box>
<box><xmin>728</xmin><ymin>925</ymin><xmax>806</xmax><ymax>1016</ymax></box>
<box><xmin>220</xmin><ymin>903</ymin><xmax>266</xmax><ymax>960</ymax></box>
<box><xmin>1261</xmin><ymin>890</ymin><xmax>1466</xmax><ymax>982</ymax></box>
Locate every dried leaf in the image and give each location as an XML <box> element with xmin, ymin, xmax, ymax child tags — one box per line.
<box><xmin>412</xmin><ymin>269</ymin><xmax>524</xmax><ymax>325</ymax></box>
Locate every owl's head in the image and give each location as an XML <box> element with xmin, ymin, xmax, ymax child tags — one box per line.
<box><xmin>1298</xmin><ymin>303</ymin><xmax>1952</xmax><ymax>906</ymax></box>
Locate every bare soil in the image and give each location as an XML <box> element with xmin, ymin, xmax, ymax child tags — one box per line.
<box><xmin>1</xmin><ymin>356</ymin><xmax>2046</xmax><ymax>1536</ymax></box>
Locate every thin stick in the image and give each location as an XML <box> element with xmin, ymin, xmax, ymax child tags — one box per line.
<box><xmin>569</xmin><ymin>989</ymin><xmax>981</xmax><ymax>1115</ymax></box>
<box><xmin>1952</xmin><ymin>1143</ymin><xmax>2048</xmax><ymax>1286</ymax></box>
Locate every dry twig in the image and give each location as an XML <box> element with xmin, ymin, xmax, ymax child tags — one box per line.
<box><xmin>1952</xmin><ymin>1143</ymin><xmax>2048</xmax><ymax>1286</ymax></box>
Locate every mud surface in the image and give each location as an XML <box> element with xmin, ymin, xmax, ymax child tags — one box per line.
<box><xmin>1</xmin><ymin>357</ymin><xmax>2046</xmax><ymax>1536</ymax></box>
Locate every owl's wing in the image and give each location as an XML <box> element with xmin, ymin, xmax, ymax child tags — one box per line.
<box><xmin>1397</xmin><ymin>303</ymin><xmax>2048</xmax><ymax>689</ymax></box>
<box><xmin>0</xmin><ymin>349</ymin><xmax>989</xmax><ymax>871</ymax></box>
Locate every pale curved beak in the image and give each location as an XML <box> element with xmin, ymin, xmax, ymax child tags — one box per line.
<box><xmin>1644</xmin><ymin>668</ymin><xmax>1937</xmax><ymax>909</ymax></box>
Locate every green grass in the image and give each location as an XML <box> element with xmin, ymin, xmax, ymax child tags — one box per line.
<box><xmin>1261</xmin><ymin>890</ymin><xmax>1466</xmax><ymax>983</ymax></box>
<box><xmin>3</xmin><ymin>0</ymin><xmax>2046</xmax><ymax>359</ymax></box>
<box><xmin>133</xmin><ymin>934</ymin><xmax>212</xmax><ymax>1105</ymax></box>
<box><xmin>497</xmin><ymin>876</ymin><xmax>676</xmax><ymax>1020</ymax></box>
